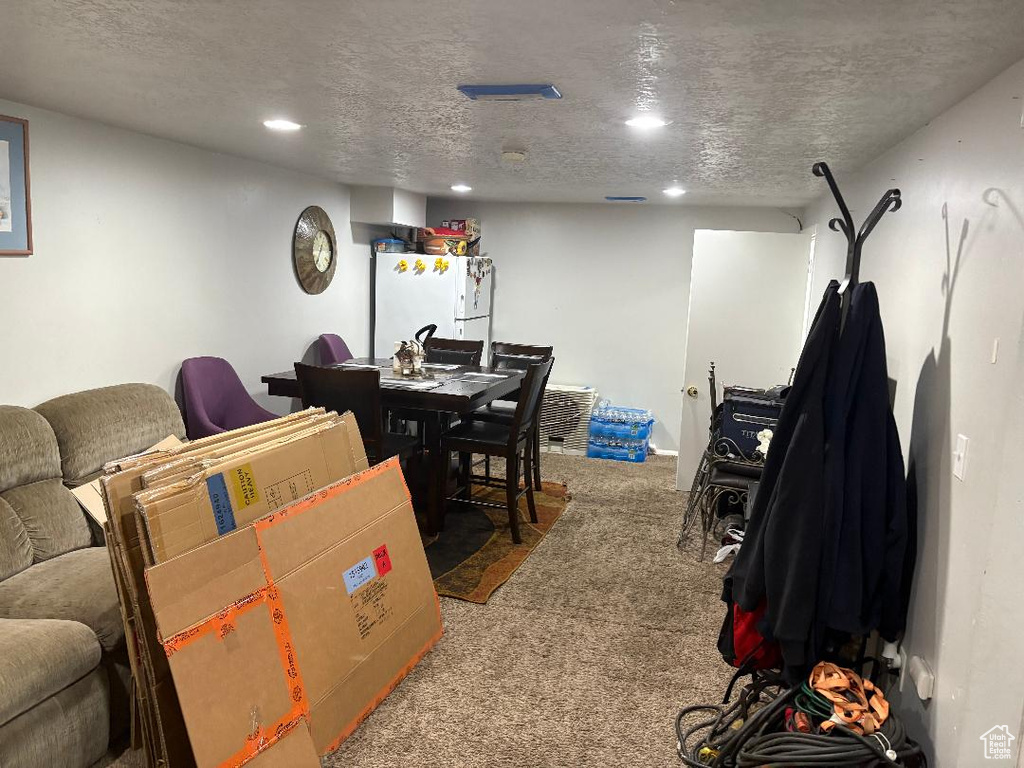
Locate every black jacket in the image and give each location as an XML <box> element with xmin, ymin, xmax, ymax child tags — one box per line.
<box><xmin>818</xmin><ymin>283</ymin><xmax>909</xmax><ymax>640</ymax></box>
<box><xmin>723</xmin><ymin>281</ymin><xmax>911</xmax><ymax>679</ymax></box>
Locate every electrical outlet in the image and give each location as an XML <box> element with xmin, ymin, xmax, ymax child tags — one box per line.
<box><xmin>908</xmin><ymin>655</ymin><xmax>935</xmax><ymax>701</ymax></box>
<box><xmin>953</xmin><ymin>434</ymin><xmax>969</xmax><ymax>481</ymax></box>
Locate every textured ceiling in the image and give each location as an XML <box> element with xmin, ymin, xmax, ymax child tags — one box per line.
<box><xmin>2</xmin><ymin>0</ymin><xmax>1024</xmax><ymax>206</ymax></box>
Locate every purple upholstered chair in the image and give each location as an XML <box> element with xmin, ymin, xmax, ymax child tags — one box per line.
<box><xmin>318</xmin><ymin>334</ymin><xmax>354</xmax><ymax>365</ymax></box>
<box><xmin>180</xmin><ymin>356</ymin><xmax>277</xmax><ymax>439</ymax></box>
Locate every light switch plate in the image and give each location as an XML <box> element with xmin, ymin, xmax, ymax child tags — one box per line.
<box><xmin>953</xmin><ymin>434</ymin><xmax>969</xmax><ymax>481</ymax></box>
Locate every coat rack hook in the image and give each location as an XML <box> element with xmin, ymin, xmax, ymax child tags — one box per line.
<box><xmin>813</xmin><ymin>162</ymin><xmax>855</xmax><ymax>245</ymax></box>
<box><xmin>813</xmin><ymin>161</ymin><xmax>902</xmax><ymax>331</ymax></box>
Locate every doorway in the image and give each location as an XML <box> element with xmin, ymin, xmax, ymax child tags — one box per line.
<box><xmin>675</xmin><ymin>229</ymin><xmax>813</xmax><ymax>490</ymax></box>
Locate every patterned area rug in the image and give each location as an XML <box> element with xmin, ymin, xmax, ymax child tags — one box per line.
<box><xmin>423</xmin><ymin>481</ymin><xmax>569</xmax><ymax>603</ymax></box>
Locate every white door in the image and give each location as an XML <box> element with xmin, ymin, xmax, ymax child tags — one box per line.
<box><xmin>675</xmin><ymin>230</ymin><xmax>812</xmax><ymax>490</ymax></box>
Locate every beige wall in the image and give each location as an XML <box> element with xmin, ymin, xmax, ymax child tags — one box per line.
<box><xmin>804</xmin><ymin>58</ymin><xmax>1024</xmax><ymax>766</ymax></box>
<box><xmin>0</xmin><ymin>99</ymin><xmax>370</xmax><ymax>413</ymax></box>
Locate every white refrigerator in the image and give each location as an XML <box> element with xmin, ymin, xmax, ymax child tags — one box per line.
<box><xmin>371</xmin><ymin>253</ymin><xmax>494</xmax><ymax>358</ymax></box>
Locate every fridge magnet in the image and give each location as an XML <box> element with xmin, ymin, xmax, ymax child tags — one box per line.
<box><xmin>467</xmin><ymin>257</ymin><xmax>492</xmax><ymax>311</ymax></box>
<box><xmin>0</xmin><ymin>115</ymin><xmax>32</xmax><ymax>256</ymax></box>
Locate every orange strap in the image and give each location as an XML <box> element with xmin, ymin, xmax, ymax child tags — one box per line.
<box><xmin>809</xmin><ymin>661</ymin><xmax>889</xmax><ymax>735</ymax></box>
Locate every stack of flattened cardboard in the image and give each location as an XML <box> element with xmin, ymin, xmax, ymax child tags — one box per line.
<box><xmin>100</xmin><ymin>409</ymin><xmax>443</xmax><ymax>767</ymax></box>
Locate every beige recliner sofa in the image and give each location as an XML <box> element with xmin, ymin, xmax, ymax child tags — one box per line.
<box><xmin>0</xmin><ymin>384</ymin><xmax>185</xmax><ymax>767</ymax></box>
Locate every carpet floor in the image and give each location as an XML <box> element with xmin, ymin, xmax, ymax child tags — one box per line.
<box><xmin>106</xmin><ymin>454</ymin><xmax>733</xmax><ymax>768</ymax></box>
<box><xmin>426</xmin><ymin>480</ymin><xmax>569</xmax><ymax>603</ymax></box>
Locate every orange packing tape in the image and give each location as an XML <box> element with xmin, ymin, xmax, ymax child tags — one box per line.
<box><xmin>162</xmin><ymin>587</ymin><xmax>270</xmax><ymax>657</ymax></box>
<box><xmin>266</xmin><ymin>585</ymin><xmax>308</xmax><ymax>716</ymax></box>
<box><xmin>160</xmin><ymin>586</ymin><xmax>312</xmax><ymax>767</ymax></box>
<box><xmin>218</xmin><ymin>705</ymin><xmax>307</xmax><ymax>768</ymax></box>
<box><xmin>159</xmin><ymin>457</ymin><xmax>433</xmax><ymax>766</ymax></box>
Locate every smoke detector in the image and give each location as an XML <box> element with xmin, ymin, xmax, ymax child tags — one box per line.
<box><xmin>501</xmin><ymin>149</ymin><xmax>528</xmax><ymax>164</ymax></box>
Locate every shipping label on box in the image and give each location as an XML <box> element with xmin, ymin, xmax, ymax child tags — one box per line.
<box><xmin>145</xmin><ymin>459</ymin><xmax>443</xmax><ymax>767</ymax></box>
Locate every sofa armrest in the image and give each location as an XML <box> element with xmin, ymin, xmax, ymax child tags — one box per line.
<box><xmin>0</xmin><ymin>618</ymin><xmax>101</xmax><ymax>726</ymax></box>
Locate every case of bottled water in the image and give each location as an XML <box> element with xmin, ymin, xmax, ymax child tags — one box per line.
<box><xmin>586</xmin><ymin>401</ymin><xmax>655</xmax><ymax>462</ymax></box>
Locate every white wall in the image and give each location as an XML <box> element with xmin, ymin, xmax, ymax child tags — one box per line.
<box><xmin>0</xmin><ymin>99</ymin><xmax>370</xmax><ymax>414</ymax></box>
<box><xmin>804</xmin><ymin>59</ymin><xmax>1024</xmax><ymax>766</ymax></box>
<box><xmin>426</xmin><ymin>200</ymin><xmax>800</xmax><ymax>451</ymax></box>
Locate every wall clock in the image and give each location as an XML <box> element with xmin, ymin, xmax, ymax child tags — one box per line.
<box><xmin>293</xmin><ymin>205</ymin><xmax>337</xmax><ymax>294</ymax></box>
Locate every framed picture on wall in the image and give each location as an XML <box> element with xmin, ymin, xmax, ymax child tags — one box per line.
<box><xmin>0</xmin><ymin>115</ymin><xmax>32</xmax><ymax>256</ymax></box>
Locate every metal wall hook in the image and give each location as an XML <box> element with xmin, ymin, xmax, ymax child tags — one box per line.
<box><xmin>814</xmin><ymin>162</ymin><xmax>855</xmax><ymax>243</ymax></box>
<box><xmin>813</xmin><ymin>161</ymin><xmax>902</xmax><ymax>330</ymax></box>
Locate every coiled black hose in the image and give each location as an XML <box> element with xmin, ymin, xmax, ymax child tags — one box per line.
<box><xmin>737</xmin><ymin>716</ymin><xmax>923</xmax><ymax>767</ymax></box>
<box><xmin>675</xmin><ymin>673</ymin><xmax>926</xmax><ymax>768</ymax></box>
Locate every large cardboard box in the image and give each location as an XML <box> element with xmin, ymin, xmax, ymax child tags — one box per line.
<box><xmin>135</xmin><ymin>413</ymin><xmax>367</xmax><ymax>563</ymax></box>
<box><xmin>98</xmin><ymin>409</ymin><xmax>359</xmax><ymax>766</ymax></box>
<box><xmin>145</xmin><ymin>458</ymin><xmax>443</xmax><ymax>767</ymax></box>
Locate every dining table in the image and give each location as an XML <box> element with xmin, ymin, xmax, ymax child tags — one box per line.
<box><xmin>261</xmin><ymin>357</ymin><xmax>525</xmax><ymax>534</ymax></box>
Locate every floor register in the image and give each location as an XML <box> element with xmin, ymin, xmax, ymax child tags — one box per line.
<box><xmin>97</xmin><ymin>408</ymin><xmax>444</xmax><ymax>767</ymax></box>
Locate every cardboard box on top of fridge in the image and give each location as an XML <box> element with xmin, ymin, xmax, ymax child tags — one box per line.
<box><xmin>144</xmin><ymin>458</ymin><xmax>443</xmax><ymax>768</ymax></box>
<box><xmin>440</xmin><ymin>218</ymin><xmax>480</xmax><ymax>240</ymax></box>
<box><xmin>134</xmin><ymin>412</ymin><xmax>368</xmax><ymax>563</ymax></box>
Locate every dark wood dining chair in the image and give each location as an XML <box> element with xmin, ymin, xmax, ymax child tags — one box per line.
<box><xmin>423</xmin><ymin>337</ymin><xmax>484</xmax><ymax>366</ymax></box>
<box><xmin>439</xmin><ymin>358</ymin><xmax>554</xmax><ymax>544</ymax></box>
<box><xmin>471</xmin><ymin>342</ymin><xmax>554</xmax><ymax>490</ymax></box>
<box><xmin>293</xmin><ymin>363</ymin><xmax>419</xmax><ymax>465</ymax></box>
<box><xmin>490</xmin><ymin>341</ymin><xmax>554</xmax><ymax>370</ymax></box>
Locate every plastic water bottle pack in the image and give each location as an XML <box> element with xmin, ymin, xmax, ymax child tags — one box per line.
<box><xmin>587</xmin><ymin>400</ymin><xmax>655</xmax><ymax>462</ymax></box>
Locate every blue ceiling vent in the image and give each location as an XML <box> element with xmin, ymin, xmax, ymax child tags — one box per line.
<box><xmin>605</xmin><ymin>196</ymin><xmax>647</xmax><ymax>203</ymax></box>
<box><xmin>457</xmin><ymin>84</ymin><xmax>562</xmax><ymax>101</ymax></box>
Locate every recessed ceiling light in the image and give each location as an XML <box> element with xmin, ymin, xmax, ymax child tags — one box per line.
<box><xmin>625</xmin><ymin>115</ymin><xmax>669</xmax><ymax>129</ymax></box>
<box><xmin>451</xmin><ymin>184</ymin><xmax>473</xmax><ymax>193</ymax></box>
<box><xmin>663</xmin><ymin>186</ymin><xmax>687</xmax><ymax>197</ymax></box>
<box><xmin>263</xmin><ymin>119</ymin><xmax>302</xmax><ymax>131</ymax></box>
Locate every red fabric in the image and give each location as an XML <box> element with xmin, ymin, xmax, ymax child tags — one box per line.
<box><xmin>732</xmin><ymin>602</ymin><xmax>782</xmax><ymax>669</ymax></box>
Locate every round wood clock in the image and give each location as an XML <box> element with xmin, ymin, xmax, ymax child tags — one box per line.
<box><xmin>293</xmin><ymin>206</ymin><xmax>337</xmax><ymax>294</ymax></box>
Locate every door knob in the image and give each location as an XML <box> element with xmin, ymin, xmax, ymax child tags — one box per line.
<box><xmin>686</xmin><ymin>386</ymin><xmax>699</xmax><ymax>399</ymax></box>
